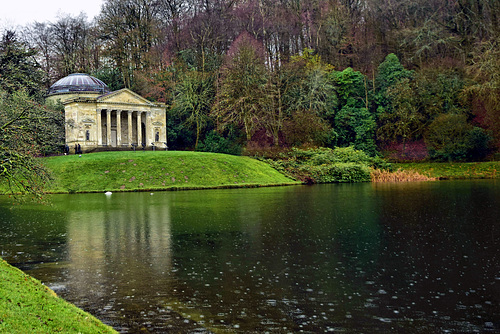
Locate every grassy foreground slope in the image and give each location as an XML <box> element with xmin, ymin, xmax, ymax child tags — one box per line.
<box><xmin>43</xmin><ymin>151</ymin><xmax>298</xmax><ymax>193</ymax></box>
<box><xmin>0</xmin><ymin>258</ymin><xmax>116</xmax><ymax>334</ymax></box>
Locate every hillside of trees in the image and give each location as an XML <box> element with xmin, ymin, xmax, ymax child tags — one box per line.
<box><xmin>4</xmin><ymin>0</ymin><xmax>500</xmax><ymax>161</ymax></box>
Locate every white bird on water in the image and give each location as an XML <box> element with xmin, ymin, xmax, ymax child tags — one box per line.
<box><xmin>105</xmin><ymin>191</ymin><xmax>112</xmax><ymax>195</ymax></box>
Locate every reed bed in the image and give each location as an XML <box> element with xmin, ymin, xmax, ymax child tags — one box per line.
<box><xmin>371</xmin><ymin>168</ymin><xmax>436</xmax><ymax>182</ymax></box>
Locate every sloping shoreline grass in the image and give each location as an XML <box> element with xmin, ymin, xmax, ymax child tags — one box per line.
<box><xmin>0</xmin><ymin>258</ymin><xmax>117</xmax><ymax>333</ymax></box>
<box><xmin>41</xmin><ymin>151</ymin><xmax>299</xmax><ymax>194</ymax></box>
<box><xmin>395</xmin><ymin>161</ymin><xmax>500</xmax><ymax>180</ymax></box>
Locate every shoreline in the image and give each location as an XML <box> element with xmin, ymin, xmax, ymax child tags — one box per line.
<box><xmin>0</xmin><ymin>258</ymin><xmax>117</xmax><ymax>333</ymax></box>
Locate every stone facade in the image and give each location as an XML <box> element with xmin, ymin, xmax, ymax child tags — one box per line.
<box><xmin>47</xmin><ymin>75</ymin><xmax>167</xmax><ymax>153</ymax></box>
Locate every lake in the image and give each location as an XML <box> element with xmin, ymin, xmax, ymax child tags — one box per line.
<box><xmin>0</xmin><ymin>181</ymin><xmax>499</xmax><ymax>333</ymax></box>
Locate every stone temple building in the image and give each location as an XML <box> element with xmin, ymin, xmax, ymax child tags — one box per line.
<box><xmin>47</xmin><ymin>73</ymin><xmax>167</xmax><ymax>153</ymax></box>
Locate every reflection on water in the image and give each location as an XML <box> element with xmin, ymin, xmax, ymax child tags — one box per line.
<box><xmin>0</xmin><ymin>181</ymin><xmax>499</xmax><ymax>333</ymax></box>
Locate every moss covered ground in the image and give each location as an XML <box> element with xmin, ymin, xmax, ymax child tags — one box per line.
<box><xmin>42</xmin><ymin>151</ymin><xmax>299</xmax><ymax>193</ymax></box>
<box><xmin>0</xmin><ymin>258</ymin><xmax>116</xmax><ymax>333</ymax></box>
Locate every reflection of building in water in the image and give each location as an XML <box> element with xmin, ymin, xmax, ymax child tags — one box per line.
<box><xmin>65</xmin><ymin>195</ymin><xmax>172</xmax><ymax>302</ymax></box>
<box><xmin>46</xmin><ymin>73</ymin><xmax>167</xmax><ymax>153</ymax></box>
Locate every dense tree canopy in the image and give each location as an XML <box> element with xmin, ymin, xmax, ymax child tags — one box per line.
<box><xmin>1</xmin><ymin>0</ymin><xmax>498</xmax><ymax>161</ymax></box>
<box><xmin>0</xmin><ymin>31</ymin><xmax>64</xmax><ymax>197</ymax></box>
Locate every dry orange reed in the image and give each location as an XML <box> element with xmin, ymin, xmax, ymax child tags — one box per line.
<box><xmin>371</xmin><ymin>168</ymin><xmax>436</xmax><ymax>182</ymax></box>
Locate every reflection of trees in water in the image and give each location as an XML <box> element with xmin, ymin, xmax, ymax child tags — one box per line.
<box><xmin>2</xmin><ymin>182</ymin><xmax>498</xmax><ymax>332</ymax></box>
<box><xmin>169</xmin><ymin>184</ymin><xmax>383</xmax><ymax>332</ymax></box>
<box><xmin>64</xmin><ymin>193</ymin><xmax>173</xmax><ymax>321</ymax></box>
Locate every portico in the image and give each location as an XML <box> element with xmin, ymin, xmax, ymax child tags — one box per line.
<box><xmin>99</xmin><ymin>110</ymin><xmax>143</xmax><ymax>147</ymax></box>
<box><xmin>46</xmin><ymin>73</ymin><xmax>167</xmax><ymax>153</ymax></box>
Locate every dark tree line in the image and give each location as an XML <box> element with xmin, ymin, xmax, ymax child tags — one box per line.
<box><xmin>4</xmin><ymin>0</ymin><xmax>499</xmax><ymax>160</ymax></box>
<box><xmin>0</xmin><ymin>31</ymin><xmax>64</xmax><ymax>196</ymax></box>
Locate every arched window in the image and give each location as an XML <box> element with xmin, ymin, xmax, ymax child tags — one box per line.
<box><xmin>86</xmin><ymin>130</ymin><xmax>90</xmax><ymax>141</ymax></box>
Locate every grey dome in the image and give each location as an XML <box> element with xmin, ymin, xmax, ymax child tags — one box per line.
<box><xmin>48</xmin><ymin>73</ymin><xmax>111</xmax><ymax>95</ymax></box>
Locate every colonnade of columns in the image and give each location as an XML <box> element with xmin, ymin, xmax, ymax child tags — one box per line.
<box><xmin>98</xmin><ymin>109</ymin><xmax>147</xmax><ymax>147</ymax></box>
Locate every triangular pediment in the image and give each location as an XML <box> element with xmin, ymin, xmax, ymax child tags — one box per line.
<box><xmin>97</xmin><ymin>89</ymin><xmax>154</xmax><ymax>106</ymax></box>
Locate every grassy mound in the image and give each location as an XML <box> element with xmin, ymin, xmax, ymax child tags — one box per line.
<box><xmin>0</xmin><ymin>258</ymin><xmax>116</xmax><ymax>333</ymax></box>
<box><xmin>43</xmin><ymin>151</ymin><xmax>298</xmax><ymax>193</ymax></box>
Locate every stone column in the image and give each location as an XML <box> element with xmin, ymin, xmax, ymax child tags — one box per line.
<box><xmin>106</xmin><ymin>110</ymin><xmax>112</xmax><ymax>146</ymax></box>
<box><xmin>137</xmin><ymin>111</ymin><xmax>142</xmax><ymax>145</ymax></box>
<box><xmin>145</xmin><ymin>112</ymin><xmax>151</xmax><ymax>146</ymax></box>
<box><xmin>96</xmin><ymin>109</ymin><xmax>103</xmax><ymax>145</ymax></box>
<box><xmin>116</xmin><ymin>110</ymin><xmax>122</xmax><ymax>146</ymax></box>
<box><xmin>127</xmin><ymin>111</ymin><xmax>133</xmax><ymax>145</ymax></box>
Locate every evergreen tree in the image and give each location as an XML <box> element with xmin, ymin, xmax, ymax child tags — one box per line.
<box><xmin>0</xmin><ymin>31</ymin><xmax>64</xmax><ymax>197</ymax></box>
<box><xmin>0</xmin><ymin>30</ymin><xmax>44</xmax><ymax>99</ymax></box>
<box><xmin>331</xmin><ymin>67</ymin><xmax>377</xmax><ymax>155</ymax></box>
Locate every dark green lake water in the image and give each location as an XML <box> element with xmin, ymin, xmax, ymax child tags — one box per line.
<box><xmin>1</xmin><ymin>181</ymin><xmax>499</xmax><ymax>333</ymax></box>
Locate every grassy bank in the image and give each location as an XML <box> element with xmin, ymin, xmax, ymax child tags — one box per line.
<box><xmin>0</xmin><ymin>258</ymin><xmax>116</xmax><ymax>333</ymax></box>
<box><xmin>396</xmin><ymin>161</ymin><xmax>500</xmax><ymax>180</ymax></box>
<box><xmin>41</xmin><ymin>151</ymin><xmax>298</xmax><ymax>193</ymax></box>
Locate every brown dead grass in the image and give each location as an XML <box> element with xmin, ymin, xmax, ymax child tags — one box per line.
<box><xmin>371</xmin><ymin>168</ymin><xmax>436</xmax><ymax>182</ymax></box>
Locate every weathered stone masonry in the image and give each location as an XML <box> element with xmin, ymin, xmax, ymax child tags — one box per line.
<box><xmin>47</xmin><ymin>73</ymin><xmax>167</xmax><ymax>153</ymax></box>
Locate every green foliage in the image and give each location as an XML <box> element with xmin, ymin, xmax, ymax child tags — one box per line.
<box><xmin>0</xmin><ymin>31</ymin><xmax>44</xmax><ymax>99</ymax></box>
<box><xmin>0</xmin><ymin>89</ymin><xmax>64</xmax><ymax>197</ymax></box>
<box><xmin>92</xmin><ymin>66</ymin><xmax>125</xmax><ymax>91</ymax></box>
<box><xmin>377</xmin><ymin>78</ymin><xmax>425</xmax><ymax>154</ymax></box>
<box><xmin>7</xmin><ymin>5</ymin><xmax>499</xmax><ymax>161</ymax></box>
<box><xmin>415</xmin><ymin>68</ymin><xmax>468</xmax><ymax>117</ymax></box>
<box><xmin>165</xmin><ymin>113</ymin><xmax>196</xmax><ymax>150</ymax></box>
<box><xmin>282</xmin><ymin>110</ymin><xmax>332</xmax><ymax>147</ymax></box>
<box><xmin>465</xmin><ymin>37</ymin><xmax>500</xmax><ymax>149</ymax></box>
<box><xmin>425</xmin><ymin>114</ymin><xmax>470</xmax><ymax>161</ymax></box>
<box><xmin>266</xmin><ymin>147</ymin><xmax>383</xmax><ymax>183</ymax></box>
<box><xmin>331</xmin><ymin>68</ymin><xmax>377</xmax><ymax>155</ymax></box>
<box><xmin>467</xmin><ymin>127</ymin><xmax>492</xmax><ymax>161</ymax></box>
<box><xmin>287</xmin><ymin>49</ymin><xmax>336</xmax><ymax>118</ymax></box>
<box><xmin>288</xmin><ymin>146</ymin><xmax>371</xmax><ymax>164</ymax></box>
<box><xmin>425</xmin><ymin>113</ymin><xmax>491</xmax><ymax>161</ymax></box>
<box><xmin>0</xmin><ymin>30</ymin><xmax>66</xmax><ymax>198</ymax></box>
<box><xmin>171</xmin><ymin>71</ymin><xmax>215</xmax><ymax>149</ymax></box>
<box><xmin>375</xmin><ymin>53</ymin><xmax>413</xmax><ymax>115</ymax></box>
<box><xmin>197</xmin><ymin>130</ymin><xmax>242</xmax><ymax>155</ymax></box>
<box><xmin>376</xmin><ymin>54</ymin><xmax>413</xmax><ymax>93</ymax></box>
<box><xmin>306</xmin><ymin>163</ymin><xmax>372</xmax><ymax>183</ymax></box>
<box><xmin>213</xmin><ymin>33</ymin><xmax>268</xmax><ymax>142</ymax></box>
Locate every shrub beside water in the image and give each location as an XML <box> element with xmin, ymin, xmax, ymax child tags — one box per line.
<box><xmin>265</xmin><ymin>147</ymin><xmax>386</xmax><ymax>183</ymax></box>
<box><xmin>306</xmin><ymin>163</ymin><xmax>372</xmax><ymax>183</ymax></box>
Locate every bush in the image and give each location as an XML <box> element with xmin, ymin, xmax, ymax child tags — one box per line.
<box><xmin>467</xmin><ymin>127</ymin><xmax>491</xmax><ymax>161</ymax></box>
<box><xmin>306</xmin><ymin>163</ymin><xmax>372</xmax><ymax>183</ymax></box>
<box><xmin>425</xmin><ymin>114</ymin><xmax>492</xmax><ymax>161</ymax></box>
<box><xmin>197</xmin><ymin>130</ymin><xmax>242</xmax><ymax>155</ymax></box>
<box><xmin>265</xmin><ymin>146</ymin><xmax>388</xmax><ymax>183</ymax></box>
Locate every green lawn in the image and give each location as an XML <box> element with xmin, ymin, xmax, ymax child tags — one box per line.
<box><xmin>43</xmin><ymin>151</ymin><xmax>298</xmax><ymax>193</ymax></box>
<box><xmin>0</xmin><ymin>258</ymin><xmax>117</xmax><ymax>334</ymax></box>
<box><xmin>396</xmin><ymin>161</ymin><xmax>500</xmax><ymax>179</ymax></box>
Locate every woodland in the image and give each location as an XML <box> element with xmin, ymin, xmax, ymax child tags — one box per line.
<box><xmin>1</xmin><ymin>0</ymin><xmax>499</xmax><ymax>163</ymax></box>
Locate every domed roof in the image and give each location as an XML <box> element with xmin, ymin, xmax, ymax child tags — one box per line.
<box><xmin>48</xmin><ymin>73</ymin><xmax>111</xmax><ymax>95</ymax></box>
